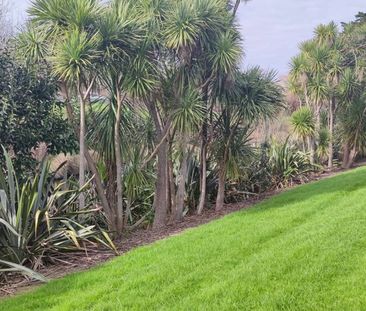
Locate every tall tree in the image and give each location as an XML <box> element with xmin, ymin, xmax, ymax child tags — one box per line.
<box><xmin>96</xmin><ymin>0</ymin><xmax>142</xmax><ymax>235</ymax></box>
<box><xmin>22</xmin><ymin>0</ymin><xmax>113</xmax><ymax>227</ymax></box>
<box><xmin>213</xmin><ymin>68</ymin><xmax>283</xmax><ymax>211</ymax></box>
<box><xmin>52</xmin><ymin>28</ymin><xmax>99</xmax><ymax>209</ymax></box>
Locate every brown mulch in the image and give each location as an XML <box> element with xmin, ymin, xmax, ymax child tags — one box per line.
<box><xmin>0</xmin><ymin>164</ymin><xmax>362</xmax><ymax>298</ymax></box>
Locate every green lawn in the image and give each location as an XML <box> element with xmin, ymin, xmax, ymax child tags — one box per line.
<box><xmin>3</xmin><ymin>167</ymin><xmax>366</xmax><ymax>310</ymax></box>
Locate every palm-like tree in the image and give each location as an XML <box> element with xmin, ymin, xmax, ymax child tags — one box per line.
<box><xmin>131</xmin><ymin>0</ymin><xmax>235</xmax><ymax>227</ymax></box>
<box><xmin>299</xmin><ymin>41</ymin><xmax>329</xmax><ymax>128</ymax></box>
<box><xmin>314</xmin><ymin>22</ymin><xmax>338</xmax><ymax>46</ymax></box>
<box><xmin>182</xmin><ymin>5</ymin><xmax>241</xmax><ymax>216</ymax></box>
<box><xmin>22</xmin><ymin>0</ymin><xmax>113</xmax><ymax>225</ymax></box>
<box><xmin>289</xmin><ymin>54</ymin><xmax>310</xmax><ymax>106</ymax></box>
<box><xmin>290</xmin><ymin>106</ymin><xmax>316</xmax><ymax>152</ymax></box>
<box><xmin>314</xmin><ymin>22</ymin><xmax>342</xmax><ymax>168</ymax></box>
<box><xmin>213</xmin><ymin>68</ymin><xmax>283</xmax><ymax>211</ymax></box>
<box><xmin>325</xmin><ymin>48</ymin><xmax>343</xmax><ymax>168</ymax></box>
<box><xmin>338</xmin><ymin>96</ymin><xmax>366</xmax><ymax>168</ymax></box>
<box><xmin>290</xmin><ymin>36</ymin><xmax>334</xmax><ymax>165</ymax></box>
<box><xmin>95</xmin><ymin>0</ymin><xmax>142</xmax><ymax>235</ymax></box>
<box><xmin>338</xmin><ymin>67</ymin><xmax>364</xmax><ymax>168</ymax></box>
<box><xmin>171</xmin><ymin>87</ymin><xmax>205</xmax><ymax>221</ymax></box>
<box><xmin>52</xmin><ymin>28</ymin><xmax>100</xmax><ymax>208</ymax></box>
<box><xmin>33</xmin><ymin>0</ymin><xmax>101</xmax><ymax>211</ymax></box>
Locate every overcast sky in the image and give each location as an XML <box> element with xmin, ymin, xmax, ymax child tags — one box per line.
<box><xmin>10</xmin><ymin>0</ymin><xmax>366</xmax><ymax>75</ymax></box>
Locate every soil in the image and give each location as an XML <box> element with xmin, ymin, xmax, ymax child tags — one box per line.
<box><xmin>0</xmin><ymin>164</ymin><xmax>362</xmax><ymax>298</ymax></box>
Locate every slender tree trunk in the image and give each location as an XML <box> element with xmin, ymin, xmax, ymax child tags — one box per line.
<box><xmin>215</xmin><ymin>133</ymin><xmax>232</xmax><ymax>212</ymax></box>
<box><xmin>77</xmin><ymin>82</ymin><xmax>86</xmax><ymax>209</ymax></box>
<box><xmin>168</xmin><ymin>155</ymin><xmax>176</xmax><ymax>218</ymax></box>
<box><xmin>197</xmin><ymin>142</ymin><xmax>207</xmax><ymax>215</ymax></box>
<box><xmin>346</xmin><ymin>147</ymin><xmax>357</xmax><ymax>169</ymax></box>
<box><xmin>304</xmin><ymin>83</ymin><xmax>310</xmax><ymax>107</ymax></box>
<box><xmin>197</xmin><ymin>87</ymin><xmax>210</xmax><ymax>215</ymax></box>
<box><xmin>114</xmin><ymin>87</ymin><xmax>124</xmax><ymax>236</ymax></box>
<box><xmin>316</xmin><ymin>104</ymin><xmax>321</xmax><ymax>132</ymax></box>
<box><xmin>106</xmin><ymin>160</ymin><xmax>117</xmax><ymax>230</ymax></box>
<box><xmin>63</xmin><ymin>83</ymin><xmax>113</xmax><ymax>231</ymax></box>
<box><xmin>215</xmin><ymin>163</ymin><xmax>226</xmax><ymax>211</ymax></box>
<box><xmin>175</xmin><ymin>138</ymin><xmax>188</xmax><ymax>221</ymax></box>
<box><xmin>146</xmin><ymin>101</ymin><xmax>170</xmax><ymax>229</ymax></box>
<box><xmin>233</xmin><ymin>0</ymin><xmax>240</xmax><ymax>16</ymax></box>
<box><xmin>124</xmin><ymin>198</ymin><xmax>132</xmax><ymax>227</ymax></box>
<box><xmin>328</xmin><ymin>99</ymin><xmax>334</xmax><ymax>169</ymax></box>
<box><xmin>264</xmin><ymin>120</ymin><xmax>270</xmax><ymax>144</ymax></box>
<box><xmin>152</xmin><ymin>138</ymin><xmax>169</xmax><ymax>229</ymax></box>
<box><xmin>308</xmin><ymin>136</ymin><xmax>315</xmax><ymax>165</ymax></box>
<box><xmin>342</xmin><ymin>143</ymin><xmax>350</xmax><ymax>169</ymax></box>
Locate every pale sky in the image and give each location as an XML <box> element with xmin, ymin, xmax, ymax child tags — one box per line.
<box><xmin>9</xmin><ymin>0</ymin><xmax>366</xmax><ymax>74</ymax></box>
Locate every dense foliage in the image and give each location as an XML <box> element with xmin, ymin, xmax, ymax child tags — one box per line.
<box><xmin>289</xmin><ymin>13</ymin><xmax>366</xmax><ymax>168</ymax></box>
<box><xmin>1</xmin><ymin>0</ymin><xmax>365</xmax><ymax>283</ymax></box>
<box><xmin>0</xmin><ymin>150</ymin><xmax>115</xmax><ymax>280</ymax></box>
<box><xmin>16</xmin><ymin>0</ymin><xmax>285</xmax><ymax>235</ymax></box>
<box><xmin>0</xmin><ymin>51</ymin><xmax>76</xmax><ymax>173</ymax></box>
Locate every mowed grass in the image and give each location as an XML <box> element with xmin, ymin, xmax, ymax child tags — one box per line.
<box><xmin>3</xmin><ymin>167</ymin><xmax>366</xmax><ymax>310</ymax></box>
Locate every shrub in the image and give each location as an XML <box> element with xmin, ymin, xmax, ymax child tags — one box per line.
<box><xmin>268</xmin><ymin>138</ymin><xmax>315</xmax><ymax>188</ymax></box>
<box><xmin>0</xmin><ymin>50</ymin><xmax>76</xmax><ymax>174</ymax></box>
<box><xmin>0</xmin><ymin>149</ymin><xmax>116</xmax><ymax>281</ymax></box>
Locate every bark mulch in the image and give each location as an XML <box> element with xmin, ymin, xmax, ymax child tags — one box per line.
<box><xmin>0</xmin><ymin>165</ymin><xmax>360</xmax><ymax>298</ymax></box>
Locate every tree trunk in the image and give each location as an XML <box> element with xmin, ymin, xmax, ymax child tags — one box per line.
<box><xmin>316</xmin><ymin>105</ymin><xmax>321</xmax><ymax>132</ymax></box>
<box><xmin>114</xmin><ymin>88</ymin><xmax>124</xmax><ymax>236</ymax></box>
<box><xmin>64</xmin><ymin>84</ymin><xmax>113</xmax><ymax>231</ymax></box>
<box><xmin>314</xmin><ymin>101</ymin><xmax>321</xmax><ymax>165</ymax></box>
<box><xmin>168</xmin><ymin>155</ymin><xmax>176</xmax><ymax>219</ymax></box>
<box><xmin>346</xmin><ymin>147</ymin><xmax>357</xmax><ymax>169</ymax></box>
<box><xmin>175</xmin><ymin>140</ymin><xmax>188</xmax><ymax>221</ymax></box>
<box><xmin>308</xmin><ymin>136</ymin><xmax>315</xmax><ymax>165</ymax></box>
<box><xmin>215</xmin><ymin>164</ymin><xmax>226</xmax><ymax>211</ymax></box>
<box><xmin>342</xmin><ymin>143</ymin><xmax>350</xmax><ymax>169</ymax></box>
<box><xmin>328</xmin><ymin>99</ymin><xmax>334</xmax><ymax>169</ymax></box>
<box><xmin>145</xmin><ymin>101</ymin><xmax>170</xmax><ymax>229</ymax></box>
<box><xmin>106</xmin><ymin>160</ymin><xmax>117</xmax><ymax>231</ymax></box>
<box><xmin>264</xmin><ymin>120</ymin><xmax>270</xmax><ymax>144</ymax></box>
<box><xmin>124</xmin><ymin>198</ymin><xmax>132</xmax><ymax>227</ymax></box>
<box><xmin>197</xmin><ymin>141</ymin><xmax>207</xmax><ymax>215</ymax></box>
<box><xmin>167</xmin><ymin>136</ymin><xmax>175</xmax><ymax>219</ymax></box>
<box><xmin>197</xmin><ymin>86</ymin><xmax>210</xmax><ymax>215</ymax></box>
<box><xmin>215</xmin><ymin>134</ymin><xmax>232</xmax><ymax>212</ymax></box>
<box><xmin>78</xmin><ymin>82</ymin><xmax>86</xmax><ymax>209</ymax></box>
<box><xmin>233</xmin><ymin>0</ymin><xmax>240</xmax><ymax>16</ymax></box>
<box><xmin>152</xmin><ymin>138</ymin><xmax>169</xmax><ymax>229</ymax></box>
